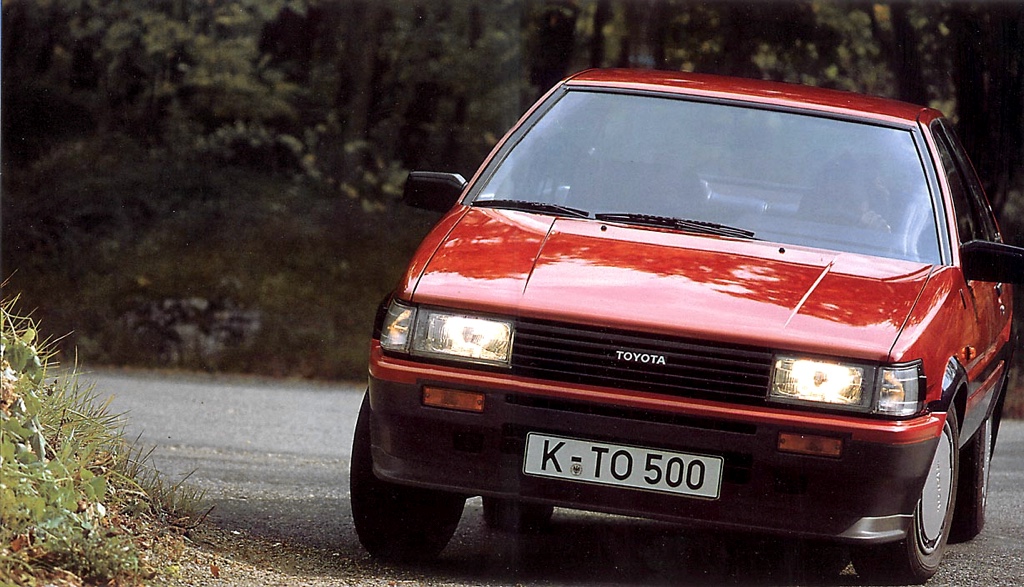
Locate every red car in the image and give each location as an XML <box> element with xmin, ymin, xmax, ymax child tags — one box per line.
<box><xmin>350</xmin><ymin>69</ymin><xmax>1023</xmax><ymax>584</ymax></box>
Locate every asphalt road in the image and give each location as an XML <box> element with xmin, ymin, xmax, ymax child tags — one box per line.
<box><xmin>89</xmin><ymin>369</ymin><xmax>1024</xmax><ymax>586</ymax></box>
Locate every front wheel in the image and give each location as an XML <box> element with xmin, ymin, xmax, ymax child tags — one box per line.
<box><xmin>350</xmin><ymin>393</ymin><xmax>465</xmax><ymax>562</ymax></box>
<box><xmin>950</xmin><ymin>415</ymin><xmax>992</xmax><ymax>543</ymax></box>
<box><xmin>852</xmin><ymin>407</ymin><xmax>959</xmax><ymax>585</ymax></box>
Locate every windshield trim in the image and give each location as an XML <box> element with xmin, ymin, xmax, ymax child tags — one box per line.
<box><xmin>563</xmin><ymin>85</ymin><xmax>923</xmax><ymax>132</ymax></box>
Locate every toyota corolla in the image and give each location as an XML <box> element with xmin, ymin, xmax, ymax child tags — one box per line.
<box><xmin>350</xmin><ymin>69</ymin><xmax>1023</xmax><ymax>584</ymax></box>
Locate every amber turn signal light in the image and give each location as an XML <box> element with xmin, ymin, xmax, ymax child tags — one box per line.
<box><xmin>422</xmin><ymin>387</ymin><xmax>485</xmax><ymax>413</ymax></box>
<box><xmin>777</xmin><ymin>432</ymin><xmax>843</xmax><ymax>458</ymax></box>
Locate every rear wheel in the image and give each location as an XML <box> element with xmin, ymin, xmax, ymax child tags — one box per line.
<box><xmin>852</xmin><ymin>407</ymin><xmax>959</xmax><ymax>585</ymax></box>
<box><xmin>950</xmin><ymin>416</ymin><xmax>991</xmax><ymax>543</ymax></box>
<box><xmin>482</xmin><ymin>497</ymin><xmax>554</xmax><ymax>533</ymax></box>
<box><xmin>350</xmin><ymin>393</ymin><xmax>465</xmax><ymax>562</ymax></box>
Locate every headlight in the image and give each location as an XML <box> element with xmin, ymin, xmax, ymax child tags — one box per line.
<box><xmin>379</xmin><ymin>301</ymin><xmax>513</xmax><ymax>367</ymax></box>
<box><xmin>770</xmin><ymin>355</ymin><xmax>924</xmax><ymax>417</ymax></box>
<box><xmin>771</xmin><ymin>357</ymin><xmax>870</xmax><ymax>411</ymax></box>
<box><xmin>412</xmin><ymin>310</ymin><xmax>513</xmax><ymax>365</ymax></box>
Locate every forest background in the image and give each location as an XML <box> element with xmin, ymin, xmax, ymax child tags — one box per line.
<box><xmin>3</xmin><ymin>0</ymin><xmax>1024</xmax><ymax>412</ymax></box>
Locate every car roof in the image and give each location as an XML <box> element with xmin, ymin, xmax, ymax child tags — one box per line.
<box><xmin>565</xmin><ymin>69</ymin><xmax>940</xmax><ymax>127</ymax></box>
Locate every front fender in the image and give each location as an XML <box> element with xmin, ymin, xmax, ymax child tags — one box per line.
<box><xmin>935</xmin><ymin>356</ymin><xmax>967</xmax><ymax>447</ymax></box>
<box><xmin>939</xmin><ymin>348</ymin><xmax>1013</xmax><ymax>451</ymax></box>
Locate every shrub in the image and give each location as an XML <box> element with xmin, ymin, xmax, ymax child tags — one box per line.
<box><xmin>0</xmin><ymin>299</ymin><xmax>200</xmax><ymax>585</ymax></box>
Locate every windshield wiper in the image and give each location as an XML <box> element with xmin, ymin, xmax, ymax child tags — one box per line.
<box><xmin>594</xmin><ymin>213</ymin><xmax>757</xmax><ymax>240</ymax></box>
<box><xmin>472</xmin><ymin>199</ymin><xmax>591</xmax><ymax>219</ymax></box>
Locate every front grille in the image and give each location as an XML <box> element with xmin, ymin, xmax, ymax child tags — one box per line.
<box><xmin>512</xmin><ymin>318</ymin><xmax>773</xmax><ymax>404</ymax></box>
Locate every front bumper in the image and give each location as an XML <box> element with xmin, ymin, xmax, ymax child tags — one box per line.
<box><xmin>366</xmin><ymin>355</ymin><xmax>943</xmax><ymax>544</ymax></box>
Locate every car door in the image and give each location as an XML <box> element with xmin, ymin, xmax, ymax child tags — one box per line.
<box><xmin>932</xmin><ymin>119</ymin><xmax>1009</xmax><ymax>439</ymax></box>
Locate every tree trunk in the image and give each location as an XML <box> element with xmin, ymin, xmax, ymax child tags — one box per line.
<box><xmin>335</xmin><ymin>2</ymin><xmax>386</xmax><ymax>146</ymax></box>
<box><xmin>529</xmin><ymin>1</ymin><xmax>579</xmax><ymax>95</ymax></box>
<box><xmin>950</xmin><ymin>6</ymin><xmax>986</xmax><ymax>162</ymax></box>
<box><xmin>589</xmin><ymin>0</ymin><xmax>612</xmax><ymax>68</ymax></box>
<box><xmin>981</xmin><ymin>4</ymin><xmax>1024</xmax><ymax>215</ymax></box>
<box><xmin>884</xmin><ymin>3</ymin><xmax>929</xmax><ymax>106</ymax></box>
<box><xmin>949</xmin><ymin>4</ymin><xmax>1024</xmax><ymax>216</ymax></box>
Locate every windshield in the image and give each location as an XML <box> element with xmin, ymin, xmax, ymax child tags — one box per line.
<box><xmin>470</xmin><ymin>90</ymin><xmax>940</xmax><ymax>264</ymax></box>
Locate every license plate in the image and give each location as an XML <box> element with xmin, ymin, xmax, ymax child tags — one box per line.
<box><xmin>523</xmin><ymin>433</ymin><xmax>723</xmax><ymax>500</ymax></box>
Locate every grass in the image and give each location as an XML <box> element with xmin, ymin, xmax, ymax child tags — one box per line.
<box><xmin>0</xmin><ymin>299</ymin><xmax>203</xmax><ymax>585</ymax></box>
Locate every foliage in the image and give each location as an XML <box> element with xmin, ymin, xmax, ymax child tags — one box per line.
<box><xmin>0</xmin><ymin>300</ymin><xmax>202</xmax><ymax>585</ymax></box>
<box><xmin>3</xmin><ymin>132</ymin><xmax>436</xmax><ymax>378</ymax></box>
<box><xmin>4</xmin><ymin>1</ymin><xmax>1022</xmax><ymax>197</ymax></box>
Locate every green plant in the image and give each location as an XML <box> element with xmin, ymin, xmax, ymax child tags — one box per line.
<box><xmin>1</xmin><ymin>299</ymin><xmax>202</xmax><ymax>585</ymax></box>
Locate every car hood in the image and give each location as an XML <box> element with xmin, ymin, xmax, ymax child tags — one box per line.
<box><xmin>408</xmin><ymin>208</ymin><xmax>935</xmax><ymax>361</ymax></box>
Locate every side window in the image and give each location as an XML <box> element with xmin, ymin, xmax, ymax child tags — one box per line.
<box><xmin>931</xmin><ymin>125</ymin><xmax>979</xmax><ymax>244</ymax></box>
<box><xmin>931</xmin><ymin>120</ymin><xmax>1002</xmax><ymax>245</ymax></box>
<box><xmin>937</xmin><ymin>120</ymin><xmax>1001</xmax><ymax>242</ymax></box>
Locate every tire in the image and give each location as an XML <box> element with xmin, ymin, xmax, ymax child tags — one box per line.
<box><xmin>482</xmin><ymin>497</ymin><xmax>554</xmax><ymax>533</ymax></box>
<box><xmin>350</xmin><ymin>393</ymin><xmax>465</xmax><ymax>562</ymax></box>
<box><xmin>852</xmin><ymin>407</ymin><xmax>959</xmax><ymax>585</ymax></box>
<box><xmin>950</xmin><ymin>416</ymin><xmax>991</xmax><ymax>543</ymax></box>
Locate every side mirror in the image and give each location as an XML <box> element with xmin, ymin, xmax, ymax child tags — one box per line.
<box><xmin>960</xmin><ymin>240</ymin><xmax>1024</xmax><ymax>283</ymax></box>
<box><xmin>403</xmin><ymin>171</ymin><xmax>467</xmax><ymax>212</ymax></box>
